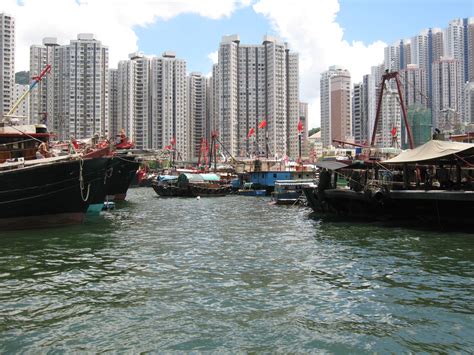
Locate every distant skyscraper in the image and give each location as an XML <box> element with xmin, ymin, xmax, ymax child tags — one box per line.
<box><xmin>0</xmin><ymin>13</ymin><xmax>15</xmax><ymax>118</ymax></box>
<box><xmin>320</xmin><ymin>66</ymin><xmax>352</xmax><ymax>148</ymax></box>
<box><xmin>466</xmin><ymin>18</ymin><xmax>474</xmax><ymax>82</ymax></box>
<box><xmin>384</xmin><ymin>41</ymin><xmax>401</xmax><ymax>72</ymax></box>
<box><xmin>11</xmin><ymin>83</ymin><xmax>29</xmax><ymax>124</ymax></box>
<box><xmin>188</xmin><ymin>72</ymin><xmax>207</xmax><ymax>159</ymax></box>
<box><xmin>208</xmin><ymin>64</ymin><xmax>220</xmax><ymax>138</ymax></box>
<box><xmin>352</xmin><ymin>82</ymin><xmax>364</xmax><ymax>144</ymax></box>
<box><xmin>444</xmin><ymin>19</ymin><xmax>466</xmax><ymax>84</ymax></box>
<box><xmin>432</xmin><ymin>57</ymin><xmax>463</xmax><ymax>129</ymax></box>
<box><xmin>116</xmin><ymin>52</ymin><xmax>147</xmax><ymax>146</ymax></box>
<box><xmin>374</xmin><ymin>88</ymin><xmax>401</xmax><ymax>148</ymax></box>
<box><xmin>400</xmin><ymin>64</ymin><xmax>428</xmax><ymax>108</ymax></box>
<box><xmin>299</xmin><ymin>102</ymin><xmax>309</xmax><ymax>155</ymax></box>
<box><xmin>216</xmin><ymin>35</ymin><xmax>299</xmax><ymax>159</ymax></box>
<box><xmin>108</xmin><ymin>68</ymin><xmax>118</xmax><ymax>137</ymax></box>
<box><xmin>150</xmin><ymin>52</ymin><xmax>188</xmax><ymax>158</ymax></box>
<box><xmin>53</xmin><ymin>34</ymin><xmax>109</xmax><ymax>140</ymax></box>
<box><xmin>353</xmin><ymin>81</ymin><xmax>370</xmax><ymax>145</ymax></box>
<box><xmin>411</xmin><ymin>30</ymin><xmax>430</xmax><ymax>100</ymax></box>
<box><xmin>30</xmin><ymin>37</ymin><xmax>58</xmax><ymax>126</ymax></box>
<box><xmin>367</xmin><ymin>64</ymin><xmax>385</xmax><ymax>143</ymax></box>
<box><xmin>464</xmin><ymin>82</ymin><xmax>474</xmax><ymax>123</ymax></box>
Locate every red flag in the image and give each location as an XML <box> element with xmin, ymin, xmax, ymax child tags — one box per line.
<box><xmin>391</xmin><ymin>127</ymin><xmax>397</xmax><ymax>137</ymax></box>
<box><xmin>247</xmin><ymin>127</ymin><xmax>255</xmax><ymax>138</ymax></box>
<box><xmin>164</xmin><ymin>145</ymin><xmax>172</xmax><ymax>150</ymax></box>
<box><xmin>170</xmin><ymin>137</ymin><xmax>176</xmax><ymax>146</ymax></box>
<box><xmin>258</xmin><ymin>119</ymin><xmax>267</xmax><ymax>129</ymax></box>
<box><xmin>297</xmin><ymin>119</ymin><xmax>303</xmax><ymax>133</ymax></box>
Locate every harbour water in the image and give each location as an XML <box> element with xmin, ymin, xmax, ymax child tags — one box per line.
<box><xmin>0</xmin><ymin>188</ymin><xmax>473</xmax><ymax>352</ymax></box>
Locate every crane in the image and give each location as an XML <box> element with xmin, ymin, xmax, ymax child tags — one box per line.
<box><xmin>3</xmin><ymin>64</ymin><xmax>52</xmax><ymax>122</ymax></box>
<box><xmin>370</xmin><ymin>71</ymin><xmax>414</xmax><ymax>149</ymax></box>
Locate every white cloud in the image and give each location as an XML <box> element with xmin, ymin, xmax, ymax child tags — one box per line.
<box><xmin>253</xmin><ymin>0</ymin><xmax>386</xmax><ymax>128</ymax></box>
<box><xmin>4</xmin><ymin>0</ymin><xmax>248</xmax><ymax>71</ymax></box>
<box><xmin>207</xmin><ymin>50</ymin><xmax>218</xmax><ymax>65</ymax></box>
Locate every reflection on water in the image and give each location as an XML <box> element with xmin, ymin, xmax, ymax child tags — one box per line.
<box><xmin>0</xmin><ymin>189</ymin><xmax>473</xmax><ymax>352</ymax></box>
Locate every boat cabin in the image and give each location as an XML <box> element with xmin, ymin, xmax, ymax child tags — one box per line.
<box><xmin>0</xmin><ymin>123</ymin><xmax>50</xmax><ymax>163</ymax></box>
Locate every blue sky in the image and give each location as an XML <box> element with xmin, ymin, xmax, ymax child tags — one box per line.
<box><xmin>134</xmin><ymin>0</ymin><xmax>473</xmax><ymax>74</ymax></box>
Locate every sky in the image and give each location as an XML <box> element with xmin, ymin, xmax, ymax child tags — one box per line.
<box><xmin>4</xmin><ymin>0</ymin><xmax>473</xmax><ymax>128</ymax></box>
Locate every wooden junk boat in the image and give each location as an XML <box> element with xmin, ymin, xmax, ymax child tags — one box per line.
<box><xmin>152</xmin><ymin>173</ymin><xmax>231</xmax><ymax>197</ymax></box>
<box><xmin>0</xmin><ymin>123</ymin><xmax>112</xmax><ymax>229</ymax></box>
<box><xmin>304</xmin><ymin>139</ymin><xmax>474</xmax><ymax>228</ymax></box>
<box><xmin>304</xmin><ymin>70</ymin><xmax>474</xmax><ymax>228</ymax></box>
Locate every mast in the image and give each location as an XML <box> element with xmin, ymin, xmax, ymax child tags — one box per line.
<box><xmin>370</xmin><ymin>71</ymin><xmax>414</xmax><ymax>149</ymax></box>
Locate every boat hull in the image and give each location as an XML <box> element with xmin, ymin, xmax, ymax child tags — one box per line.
<box><xmin>304</xmin><ymin>186</ymin><xmax>474</xmax><ymax>228</ymax></box>
<box><xmin>0</xmin><ymin>157</ymin><xmax>109</xmax><ymax>230</ymax></box>
<box><xmin>105</xmin><ymin>155</ymin><xmax>139</xmax><ymax>201</ymax></box>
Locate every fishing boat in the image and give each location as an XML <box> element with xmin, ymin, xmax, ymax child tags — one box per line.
<box><xmin>271</xmin><ymin>179</ymin><xmax>315</xmax><ymax>205</ymax></box>
<box><xmin>304</xmin><ymin>140</ymin><xmax>474</xmax><ymax>228</ymax></box>
<box><xmin>104</xmin><ymin>152</ymin><xmax>140</xmax><ymax>201</ymax></box>
<box><xmin>0</xmin><ymin>123</ymin><xmax>110</xmax><ymax>228</ymax></box>
<box><xmin>237</xmin><ymin>182</ymin><xmax>266</xmax><ymax>196</ymax></box>
<box><xmin>152</xmin><ymin>173</ymin><xmax>231</xmax><ymax>197</ymax></box>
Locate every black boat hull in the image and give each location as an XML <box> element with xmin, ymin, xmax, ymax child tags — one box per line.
<box><xmin>303</xmin><ymin>186</ymin><xmax>474</xmax><ymax>228</ymax></box>
<box><xmin>0</xmin><ymin>157</ymin><xmax>109</xmax><ymax>229</ymax></box>
<box><xmin>105</xmin><ymin>155</ymin><xmax>140</xmax><ymax>201</ymax></box>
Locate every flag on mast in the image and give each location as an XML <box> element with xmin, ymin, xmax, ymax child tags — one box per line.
<box><xmin>247</xmin><ymin>127</ymin><xmax>255</xmax><ymax>138</ymax></box>
<box><xmin>297</xmin><ymin>119</ymin><xmax>303</xmax><ymax>133</ymax></box>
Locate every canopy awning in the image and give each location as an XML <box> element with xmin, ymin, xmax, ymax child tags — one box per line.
<box><xmin>315</xmin><ymin>161</ymin><xmax>348</xmax><ymax>170</ymax></box>
<box><xmin>382</xmin><ymin>140</ymin><xmax>474</xmax><ymax>164</ymax></box>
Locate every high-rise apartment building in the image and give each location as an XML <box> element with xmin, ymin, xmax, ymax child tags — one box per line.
<box><xmin>400</xmin><ymin>64</ymin><xmax>429</xmax><ymax>108</ymax></box>
<box><xmin>208</xmin><ymin>64</ymin><xmax>220</xmax><ymax>138</ymax></box>
<box><xmin>114</xmin><ymin>52</ymin><xmax>188</xmax><ymax>155</ymax></box>
<box><xmin>108</xmin><ymin>68</ymin><xmax>118</xmax><ymax>137</ymax></box>
<box><xmin>188</xmin><ymin>72</ymin><xmax>207</xmax><ymax>159</ymax></box>
<box><xmin>352</xmin><ymin>82</ymin><xmax>364</xmax><ymax>144</ymax></box>
<box><xmin>216</xmin><ymin>35</ymin><xmax>299</xmax><ymax>159</ymax></box>
<box><xmin>30</xmin><ymin>37</ymin><xmax>58</xmax><ymax>126</ymax></box>
<box><xmin>432</xmin><ymin>57</ymin><xmax>463</xmax><ymax>129</ymax></box>
<box><xmin>466</xmin><ymin>19</ymin><xmax>474</xmax><ymax>82</ymax></box>
<box><xmin>115</xmin><ymin>52</ymin><xmax>145</xmax><ymax>145</ymax></box>
<box><xmin>464</xmin><ymin>82</ymin><xmax>474</xmax><ymax>123</ymax></box>
<box><xmin>298</xmin><ymin>102</ymin><xmax>309</xmax><ymax>156</ymax></box>
<box><xmin>374</xmin><ymin>89</ymin><xmax>401</xmax><ymax>148</ymax></box>
<box><xmin>320</xmin><ymin>66</ymin><xmax>352</xmax><ymax>148</ymax></box>
<box><xmin>0</xmin><ymin>13</ymin><xmax>15</xmax><ymax>118</ymax></box>
<box><xmin>150</xmin><ymin>52</ymin><xmax>187</xmax><ymax>158</ymax></box>
<box><xmin>444</xmin><ymin>19</ymin><xmax>466</xmax><ymax>84</ymax></box>
<box><xmin>384</xmin><ymin>42</ymin><xmax>401</xmax><ymax>72</ymax></box>
<box><xmin>45</xmin><ymin>34</ymin><xmax>109</xmax><ymax>140</ymax></box>
<box><xmin>353</xmin><ymin>81</ymin><xmax>371</xmax><ymax>145</ymax></box>
<box><xmin>11</xmin><ymin>83</ymin><xmax>29</xmax><ymax>124</ymax></box>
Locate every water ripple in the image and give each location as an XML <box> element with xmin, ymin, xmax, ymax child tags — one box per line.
<box><xmin>0</xmin><ymin>189</ymin><xmax>473</xmax><ymax>352</ymax></box>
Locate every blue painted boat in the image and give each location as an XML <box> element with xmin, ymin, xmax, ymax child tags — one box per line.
<box><xmin>237</xmin><ymin>182</ymin><xmax>267</xmax><ymax>196</ymax></box>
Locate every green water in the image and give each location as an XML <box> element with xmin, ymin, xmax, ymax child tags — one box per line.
<box><xmin>0</xmin><ymin>188</ymin><xmax>473</xmax><ymax>352</ymax></box>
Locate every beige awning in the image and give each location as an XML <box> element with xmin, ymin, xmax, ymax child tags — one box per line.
<box><xmin>382</xmin><ymin>140</ymin><xmax>474</xmax><ymax>164</ymax></box>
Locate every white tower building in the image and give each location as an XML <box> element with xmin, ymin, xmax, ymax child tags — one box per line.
<box><xmin>150</xmin><ymin>52</ymin><xmax>188</xmax><ymax>158</ymax></box>
<box><xmin>54</xmin><ymin>34</ymin><xmax>109</xmax><ymax>140</ymax></box>
<box><xmin>432</xmin><ymin>57</ymin><xmax>463</xmax><ymax>129</ymax></box>
<box><xmin>320</xmin><ymin>66</ymin><xmax>352</xmax><ymax>148</ymax></box>
<box><xmin>30</xmin><ymin>37</ymin><xmax>58</xmax><ymax>126</ymax></box>
<box><xmin>11</xmin><ymin>83</ymin><xmax>29</xmax><ymax>124</ymax></box>
<box><xmin>188</xmin><ymin>72</ymin><xmax>207</xmax><ymax>159</ymax></box>
<box><xmin>0</xmin><ymin>13</ymin><xmax>15</xmax><ymax>118</ymax></box>
<box><xmin>216</xmin><ymin>35</ymin><xmax>299</xmax><ymax>159</ymax></box>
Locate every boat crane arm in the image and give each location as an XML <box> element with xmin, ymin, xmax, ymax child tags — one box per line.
<box><xmin>4</xmin><ymin>64</ymin><xmax>52</xmax><ymax>120</ymax></box>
